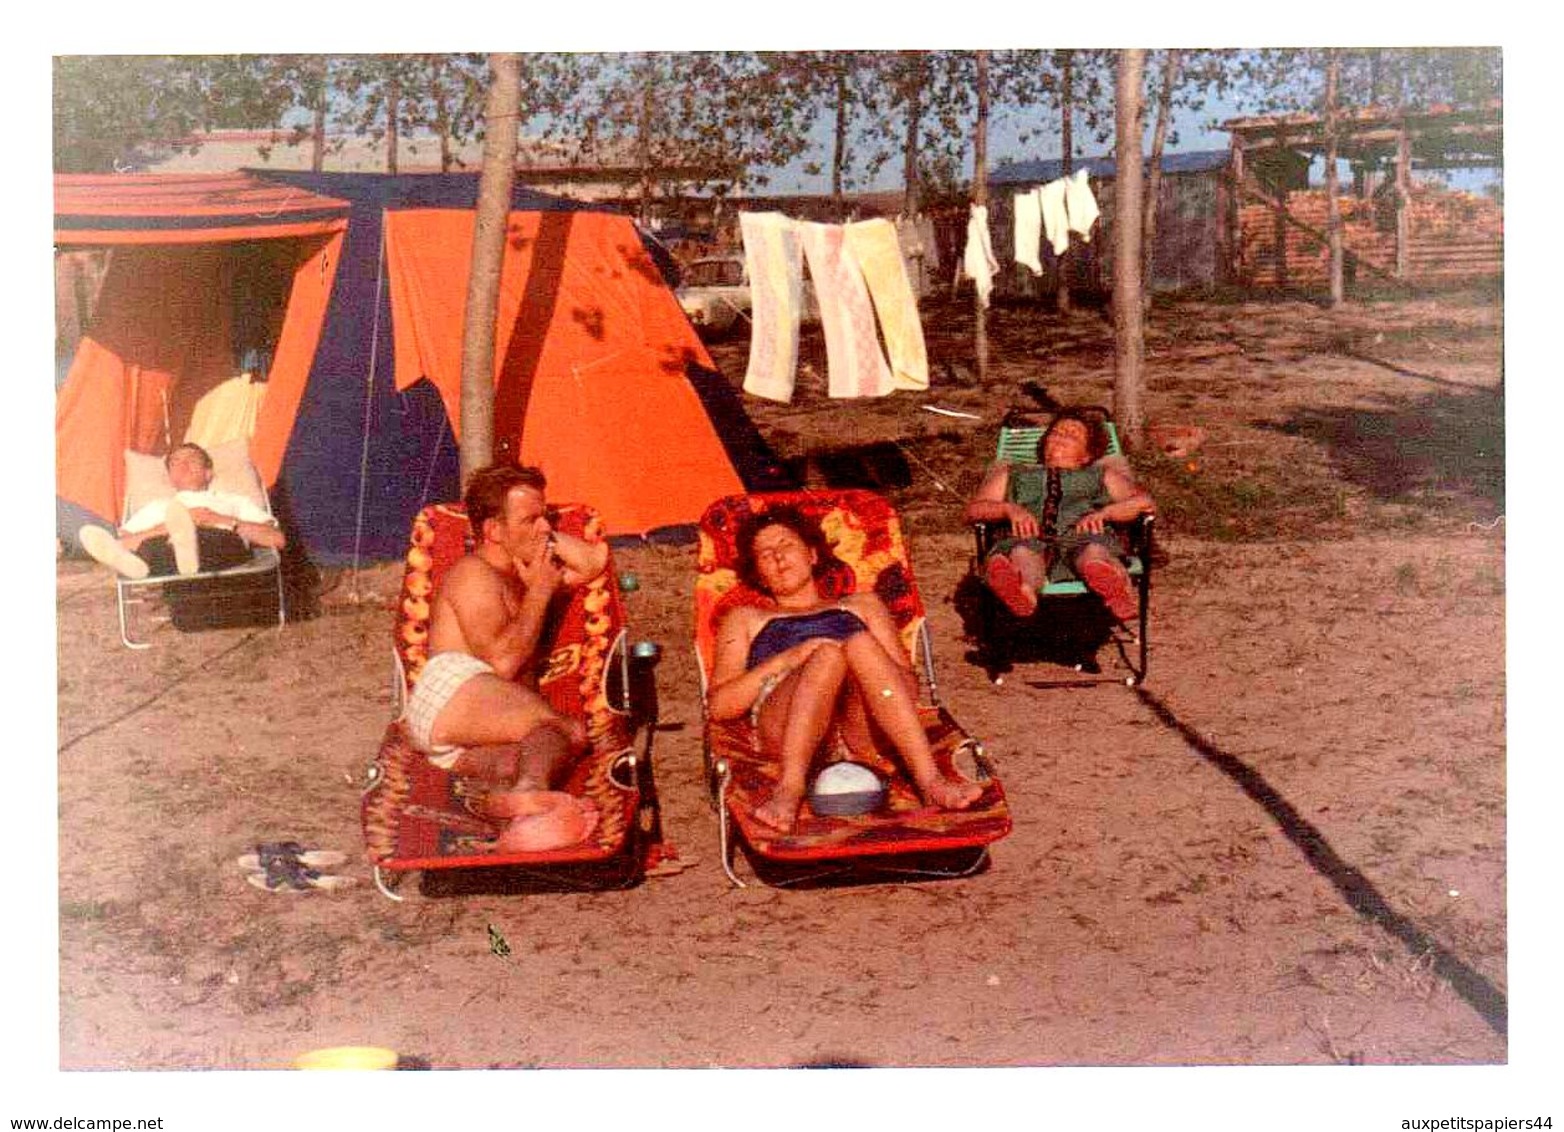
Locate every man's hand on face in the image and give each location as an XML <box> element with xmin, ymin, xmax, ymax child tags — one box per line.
<box><xmin>518</xmin><ymin>537</ymin><xmax>564</xmax><ymax>598</ymax></box>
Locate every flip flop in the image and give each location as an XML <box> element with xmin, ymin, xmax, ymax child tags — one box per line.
<box><xmin>236</xmin><ymin>842</ymin><xmax>349</xmax><ymax>873</ymax></box>
<box><xmin>244</xmin><ymin>855</ymin><xmax>356</xmax><ymax>893</ymax></box>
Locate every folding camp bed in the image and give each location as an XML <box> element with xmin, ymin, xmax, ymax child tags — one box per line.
<box><xmin>695</xmin><ymin>489</ymin><xmax>1011</xmax><ymax>888</ymax></box>
<box><xmin>110</xmin><ymin>442</ymin><xmax>286</xmax><ymax>649</ymax></box>
<box><xmin>967</xmin><ymin>407</ymin><xmax>1155</xmax><ymax>685</ymax></box>
<box><xmin>361</xmin><ymin>502</ymin><xmax>666</xmax><ymax>899</ymax></box>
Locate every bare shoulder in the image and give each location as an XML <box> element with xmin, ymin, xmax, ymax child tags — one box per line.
<box><xmin>718</xmin><ymin>603</ymin><xmax>765</xmax><ymax>635</ymax></box>
<box><xmin>440</xmin><ymin>554</ymin><xmax>506</xmax><ymax>604</ymax></box>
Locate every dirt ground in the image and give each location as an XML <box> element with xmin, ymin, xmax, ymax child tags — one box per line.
<box><xmin>44</xmin><ymin>287</ymin><xmax>1515</xmax><ymax>1112</ymax></box>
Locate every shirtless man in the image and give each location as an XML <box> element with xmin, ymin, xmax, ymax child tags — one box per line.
<box><xmin>401</xmin><ymin>463</ymin><xmax>609</xmax><ymax>792</ymax></box>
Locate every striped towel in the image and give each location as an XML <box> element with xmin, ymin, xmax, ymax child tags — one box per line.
<box><xmin>844</xmin><ymin>217</ymin><xmax>928</xmax><ymax>391</ymax></box>
<box><xmin>740</xmin><ymin>211</ymin><xmax>805</xmax><ymax>402</ymax></box>
<box><xmin>801</xmin><ymin>221</ymin><xmax>894</xmax><ymax>399</ymax></box>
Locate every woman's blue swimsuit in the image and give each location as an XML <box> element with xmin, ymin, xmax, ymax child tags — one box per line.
<box><xmin>746</xmin><ymin>607</ymin><xmax>867</xmax><ymax>668</ymax></box>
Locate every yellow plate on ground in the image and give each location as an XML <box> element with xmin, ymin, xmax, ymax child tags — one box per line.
<box><xmin>294</xmin><ymin>1046</ymin><xmax>399</xmax><ymax>1070</ymax></box>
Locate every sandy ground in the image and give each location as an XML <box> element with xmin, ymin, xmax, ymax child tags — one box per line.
<box><xmin>39</xmin><ymin>288</ymin><xmax>1531</xmax><ymax>1124</ymax></box>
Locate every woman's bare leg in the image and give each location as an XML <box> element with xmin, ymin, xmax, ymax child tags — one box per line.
<box><xmin>839</xmin><ymin>634</ymin><xmax>983</xmax><ymax>811</ymax></box>
<box><xmin>751</xmin><ymin>646</ymin><xmax>850</xmax><ymax>832</ymax></box>
<box><xmin>1073</xmin><ymin>543</ymin><xmax>1137</xmax><ymax>624</ymax></box>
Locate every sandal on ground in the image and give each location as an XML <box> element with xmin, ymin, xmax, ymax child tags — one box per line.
<box><xmin>984</xmin><ymin>554</ymin><xmax>1037</xmax><ymax>618</ymax></box>
<box><xmin>236</xmin><ymin>841</ymin><xmax>349</xmax><ymax>873</ymax></box>
<box><xmin>245</xmin><ymin>854</ymin><xmax>356</xmax><ymax>893</ymax></box>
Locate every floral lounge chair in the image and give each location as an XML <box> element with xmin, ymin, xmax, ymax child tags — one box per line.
<box><xmin>361</xmin><ymin>502</ymin><xmax>668</xmax><ymax>899</ymax></box>
<box><xmin>695</xmin><ymin>489</ymin><xmax>1011</xmax><ymax>888</ymax></box>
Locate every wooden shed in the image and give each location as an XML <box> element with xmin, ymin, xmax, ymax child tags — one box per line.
<box><xmin>988</xmin><ymin>149</ymin><xmax>1234</xmax><ymax>298</ymax></box>
<box><xmin>1221</xmin><ymin>101</ymin><xmax>1503</xmax><ymax>288</ymax></box>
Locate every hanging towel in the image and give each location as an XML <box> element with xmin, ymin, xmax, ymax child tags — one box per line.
<box><xmin>1013</xmin><ymin>188</ymin><xmax>1044</xmax><ymax>275</ymax></box>
<box><xmin>962</xmin><ymin>204</ymin><xmax>999</xmax><ymax>309</ymax></box>
<box><xmin>1066</xmin><ymin>168</ymin><xmax>1100</xmax><ymax>241</ymax></box>
<box><xmin>800</xmin><ymin>221</ymin><xmax>895</xmax><ymax>399</ymax></box>
<box><xmin>740</xmin><ymin>211</ymin><xmax>805</xmax><ymax>402</ymax></box>
<box><xmin>844</xmin><ymin>217</ymin><xmax>928</xmax><ymax>391</ymax></box>
<box><xmin>184</xmin><ymin>373</ymin><xmax>266</xmax><ymax>450</ymax></box>
<box><xmin>1039</xmin><ymin>178</ymin><xmax>1071</xmax><ymax>256</ymax></box>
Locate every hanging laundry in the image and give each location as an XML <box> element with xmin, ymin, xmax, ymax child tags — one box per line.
<box><xmin>962</xmin><ymin>204</ymin><xmax>999</xmax><ymax>309</ymax></box>
<box><xmin>184</xmin><ymin>372</ymin><xmax>266</xmax><ymax>450</ymax></box>
<box><xmin>1066</xmin><ymin>168</ymin><xmax>1100</xmax><ymax>241</ymax></box>
<box><xmin>1013</xmin><ymin>188</ymin><xmax>1044</xmax><ymax>275</ymax></box>
<box><xmin>844</xmin><ymin>217</ymin><xmax>929</xmax><ymax>391</ymax></box>
<box><xmin>800</xmin><ymin>221</ymin><xmax>895</xmax><ymax>399</ymax></box>
<box><xmin>740</xmin><ymin>211</ymin><xmax>806</xmax><ymax>402</ymax></box>
<box><xmin>1039</xmin><ymin>177</ymin><xmax>1071</xmax><ymax>257</ymax></box>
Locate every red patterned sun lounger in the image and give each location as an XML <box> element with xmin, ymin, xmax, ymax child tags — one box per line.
<box><xmin>695</xmin><ymin>489</ymin><xmax>1011</xmax><ymax>886</ymax></box>
<box><xmin>362</xmin><ymin>502</ymin><xmax>666</xmax><ymax>898</ymax></box>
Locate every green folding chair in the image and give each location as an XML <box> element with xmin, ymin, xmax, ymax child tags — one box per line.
<box><xmin>968</xmin><ymin>406</ymin><xmax>1154</xmax><ymax>685</ymax></box>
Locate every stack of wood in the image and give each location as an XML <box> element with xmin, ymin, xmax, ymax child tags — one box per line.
<box><xmin>1236</xmin><ymin>184</ymin><xmax>1502</xmax><ymax>287</ymax></box>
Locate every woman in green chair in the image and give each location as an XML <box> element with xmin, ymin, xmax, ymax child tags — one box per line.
<box><xmin>965</xmin><ymin>409</ymin><xmax>1154</xmax><ymax>624</ymax></box>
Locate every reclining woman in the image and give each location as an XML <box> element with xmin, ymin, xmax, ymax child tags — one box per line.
<box><xmin>706</xmin><ymin>506</ymin><xmax>984</xmax><ymax>834</ymax></box>
<box><xmin>964</xmin><ymin>408</ymin><xmax>1155</xmax><ymax>626</ymax></box>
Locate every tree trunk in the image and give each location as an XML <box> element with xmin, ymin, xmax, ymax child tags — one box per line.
<box><xmin>1141</xmin><ymin>49</ymin><xmax>1179</xmax><ymax>314</ymax></box>
<box><xmin>458</xmin><ymin>53</ymin><xmax>521</xmax><ymax>484</ymax></box>
<box><xmin>901</xmin><ymin>51</ymin><xmax>923</xmax><ymax>220</ymax></box>
<box><xmin>637</xmin><ymin>54</ymin><xmax>656</xmax><ymax>226</ymax></box>
<box><xmin>311</xmin><ymin>57</ymin><xmax>327</xmax><ymax>173</ymax></box>
<box><xmin>831</xmin><ymin>55</ymin><xmax>849</xmax><ymax>222</ymax></box>
<box><xmin>1325</xmin><ymin>50</ymin><xmax>1344</xmax><ymax>307</ymax></box>
<box><xmin>973</xmin><ymin>50</ymin><xmax>990</xmax><ymax>384</ymax></box>
<box><xmin>386</xmin><ymin>70</ymin><xmax>401</xmax><ymax>175</ymax></box>
<box><xmin>1057</xmin><ymin>50</ymin><xmax>1073</xmax><ymax>316</ymax></box>
<box><xmin>432</xmin><ymin>58</ymin><xmax>453</xmax><ymax>173</ymax></box>
<box><xmin>1113</xmin><ymin>50</ymin><xmax>1146</xmax><ymax>450</ymax></box>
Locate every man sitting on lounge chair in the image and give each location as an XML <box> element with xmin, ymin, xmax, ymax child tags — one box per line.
<box><xmin>79</xmin><ymin>442</ymin><xmax>285</xmax><ymax>579</ymax></box>
<box><xmin>401</xmin><ymin>463</ymin><xmax>609</xmax><ymax>794</ymax></box>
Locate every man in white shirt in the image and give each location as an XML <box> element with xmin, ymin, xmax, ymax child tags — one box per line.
<box><xmin>79</xmin><ymin>443</ymin><xmax>285</xmax><ymax>579</ymax></box>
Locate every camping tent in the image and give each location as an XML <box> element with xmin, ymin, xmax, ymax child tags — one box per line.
<box><xmin>55</xmin><ymin>170</ymin><xmax>786</xmax><ymax>565</ymax></box>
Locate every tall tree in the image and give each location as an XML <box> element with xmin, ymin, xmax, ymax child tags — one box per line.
<box><xmin>1323</xmin><ymin>49</ymin><xmax>1344</xmax><ymax>307</ymax></box>
<box><xmin>1113</xmin><ymin>50</ymin><xmax>1147</xmax><ymax>450</ymax></box>
<box><xmin>1141</xmin><ymin>49</ymin><xmax>1180</xmax><ymax>312</ymax></box>
<box><xmin>973</xmin><ymin>50</ymin><xmax>991</xmax><ymax>383</ymax></box>
<box><xmin>550</xmin><ymin>52</ymin><xmax>815</xmax><ymax>221</ymax></box>
<box><xmin>459</xmin><ymin>54</ymin><xmax>521</xmax><ymax>482</ymax></box>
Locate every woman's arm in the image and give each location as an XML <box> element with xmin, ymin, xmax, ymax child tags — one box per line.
<box><xmin>1074</xmin><ymin>465</ymin><xmax>1155</xmax><ymax>534</ymax></box>
<box><xmin>963</xmin><ymin>463</ymin><xmax>1040</xmax><ymax>539</ymax></box>
<box><xmin>706</xmin><ymin>609</ymin><xmax>831</xmax><ymax>722</ymax></box>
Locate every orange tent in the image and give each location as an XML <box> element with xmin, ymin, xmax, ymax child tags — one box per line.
<box><xmin>383</xmin><ymin>208</ymin><xmax>743</xmax><ymax>535</ymax></box>
<box><xmin>54</xmin><ymin>174</ymin><xmax>347</xmax><ymax>527</ymax></box>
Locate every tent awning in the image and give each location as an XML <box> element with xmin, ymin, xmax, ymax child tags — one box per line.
<box><xmin>54</xmin><ymin>173</ymin><xmax>350</xmax><ymax>245</ymax></box>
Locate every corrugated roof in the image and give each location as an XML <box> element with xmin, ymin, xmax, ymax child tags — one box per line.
<box><xmin>990</xmin><ymin>149</ymin><xmax>1230</xmax><ymax>186</ymax></box>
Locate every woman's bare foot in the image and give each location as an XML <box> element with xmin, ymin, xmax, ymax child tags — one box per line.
<box><xmin>916</xmin><ymin>772</ymin><xmax>984</xmax><ymax>811</ymax></box>
<box><xmin>751</xmin><ymin>786</ymin><xmax>806</xmax><ymax>833</ymax></box>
